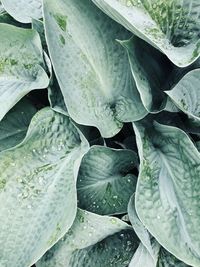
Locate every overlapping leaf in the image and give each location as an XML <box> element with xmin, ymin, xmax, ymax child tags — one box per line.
<box><xmin>134</xmin><ymin>120</ymin><xmax>200</xmax><ymax>266</ymax></box>
<box><xmin>92</xmin><ymin>0</ymin><xmax>200</xmax><ymax>67</ymax></box>
<box><xmin>0</xmin><ymin>24</ymin><xmax>49</xmax><ymax>121</ymax></box>
<box><xmin>0</xmin><ymin>98</ymin><xmax>37</xmax><ymax>152</ymax></box>
<box><xmin>0</xmin><ymin>108</ymin><xmax>89</xmax><ymax>267</ymax></box>
<box><xmin>1</xmin><ymin>0</ymin><xmax>42</xmax><ymax>23</ymax></box>
<box><xmin>37</xmin><ymin>209</ymin><xmax>138</xmax><ymax>267</ymax></box>
<box><xmin>43</xmin><ymin>0</ymin><xmax>147</xmax><ymax>138</ymax></box>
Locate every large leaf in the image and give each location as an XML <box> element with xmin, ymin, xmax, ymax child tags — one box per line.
<box><xmin>166</xmin><ymin>69</ymin><xmax>200</xmax><ymax>122</ymax></box>
<box><xmin>37</xmin><ymin>209</ymin><xmax>138</xmax><ymax>267</ymax></box>
<box><xmin>92</xmin><ymin>0</ymin><xmax>200</xmax><ymax>67</ymax></box>
<box><xmin>119</xmin><ymin>36</ymin><xmax>174</xmax><ymax>113</ymax></box>
<box><xmin>0</xmin><ymin>24</ymin><xmax>49</xmax><ymax>121</ymax></box>
<box><xmin>1</xmin><ymin>0</ymin><xmax>42</xmax><ymax>23</ymax></box>
<box><xmin>0</xmin><ymin>108</ymin><xmax>89</xmax><ymax>267</ymax></box>
<box><xmin>77</xmin><ymin>145</ymin><xmax>138</xmax><ymax>215</ymax></box>
<box><xmin>133</xmin><ymin>120</ymin><xmax>200</xmax><ymax>266</ymax></box>
<box><xmin>0</xmin><ymin>98</ymin><xmax>37</xmax><ymax>152</ymax></box>
<box><xmin>43</xmin><ymin>0</ymin><xmax>147</xmax><ymax>138</ymax></box>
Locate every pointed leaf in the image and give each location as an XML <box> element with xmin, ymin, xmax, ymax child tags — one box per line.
<box><xmin>37</xmin><ymin>209</ymin><xmax>138</xmax><ymax>267</ymax></box>
<box><xmin>0</xmin><ymin>24</ymin><xmax>49</xmax><ymax>121</ymax></box>
<box><xmin>134</xmin><ymin>120</ymin><xmax>200</xmax><ymax>266</ymax></box>
<box><xmin>0</xmin><ymin>108</ymin><xmax>89</xmax><ymax>267</ymax></box>
<box><xmin>166</xmin><ymin>69</ymin><xmax>200</xmax><ymax>122</ymax></box>
<box><xmin>120</xmin><ymin>36</ymin><xmax>174</xmax><ymax>112</ymax></box>
<box><xmin>92</xmin><ymin>0</ymin><xmax>200</xmax><ymax>67</ymax></box>
<box><xmin>43</xmin><ymin>0</ymin><xmax>147</xmax><ymax>138</ymax></box>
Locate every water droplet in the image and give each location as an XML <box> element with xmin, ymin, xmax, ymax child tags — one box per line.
<box><xmin>110</xmin><ymin>218</ymin><xmax>117</xmax><ymax>224</ymax></box>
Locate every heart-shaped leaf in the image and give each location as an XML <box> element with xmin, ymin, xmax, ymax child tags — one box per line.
<box><xmin>77</xmin><ymin>145</ymin><xmax>138</xmax><ymax>215</ymax></box>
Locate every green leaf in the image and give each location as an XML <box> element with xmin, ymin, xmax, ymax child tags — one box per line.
<box><xmin>0</xmin><ymin>108</ymin><xmax>89</xmax><ymax>267</ymax></box>
<box><xmin>92</xmin><ymin>0</ymin><xmax>200</xmax><ymax>67</ymax></box>
<box><xmin>36</xmin><ymin>209</ymin><xmax>138</xmax><ymax>267</ymax></box>
<box><xmin>0</xmin><ymin>98</ymin><xmax>37</xmax><ymax>152</ymax></box>
<box><xmin>43</xmin><ymin>0</ymin><xmax>147</xmax><ymax>138</ymax></box>
<box><xmin>133</xmin><ymin>120</ymin><xmax>200</xmax><ymax>266</ymax></box>
<box><xmin>158</xmin><ymin>248</ymin><xmax>191</xmax><ymax>267</ymax></box>
<box><xmin>0</xmin><ymin>23</ymin><xmax>49</xmax><ymax>121</ymax></box>
<box><xmin>77</xmin><ymin>145</ymin><xmax>138</xmax><ymax>215</ymax></box>
<box><xmin>1</xmin><ymin>0</ymin><xmax>42</xmax><ymax>23</ymax></box>
<box><xmin>119</xmin><ymin>36</ymin><xmax>174</xmax><ymax>113</ymax></box>
<box><xmin>129</xmin><ymin>243</ymin><xmax>157</xmax><ymax>267</ymax></box>
<box><xmin>128</xmin><ymin>195</ymin><xmax>160</xmax><ymax>263</ymax></box>
<box><xmin>166</xmin><ymin>69</ymin><xmax>200</xmax><ymax>122</ymax></box>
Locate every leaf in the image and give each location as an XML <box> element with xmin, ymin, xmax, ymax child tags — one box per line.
<box><xmin>1</xmin><ymin>0</ymin><xmax>42</xmax><ymax>23</ymax></box>
<box><xmin>77</xmin><ymin>145</ymin><xmax>138</xmax><ymax>215</ymax></box>
<box><xmin>129</xmin><ymin>243</ymin><xmax>157</xmax><ymax>267</ymax></box>
<box><xmin>36</xmin><ymin>209</ymin><xmax>138</xmax><ymax>267</ymax></box>
<box><xmin>43</xmin><ymin>0</ymin><xmax>147</xmax><ymax>138</ymax></box>
<box><xmin>158</xmin><ymin>248</ymin><xmax>191</xmax><ymax>267</ymax></box>
<box><xmin>119</xmin><ymin>36</ymin><xmax>174</xmax><ymax>113</ymax></box>
<box><xmin>133</xmin><ymin>120</ymin><xmax>200</xmax><ymax>266</ymax></box>
<box><xmin>196</xmin><ymin>141</ymin><xmax>200</xmax><ymax>151</ymax></box>
<box><xmin>128</xmin><ymin>195</ymin><xmax>160</xmax><ymax>262</ymax></box>
<box><xmin>92</xmin><ymin>0</ymin><xmax>200</xmax><ymax>67</ymax></box>
<box><xmin>0</xmin><ymin>108</ymin><xmax>89</xmax><ymax>267</ymax></box>
<box><xmin>0</xmin><ymin>98</ymin><xmax>37</xmax><ymax>152</ymax></box>
<box><xmin>166</xmin><ymin>69</ymin><xmax>200</xmax><ymax>122</ymax></box>
<box><xmin>0</xmin><ymin>23</ymin><xmax>49</xmax><ymax>121</ymax></box>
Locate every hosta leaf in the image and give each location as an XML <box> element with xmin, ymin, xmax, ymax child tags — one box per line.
<box><xmin>43</xmin><ymin>0</ymin><xmax>147</xmax><ymax>138</ymax></box>
<box><xmin>77</xmin><ymin>146</ymin><xmax>138</xmax><ymax>215</ymax></box>
<box><xmin>133</xmin><ymin>120</ymin><xmax>200</xmax><ymax>266</ymax></box>
<box><xmin>0</xmin><ymin>108</ymin><xmax>89</xmax><ymax>267</ymax></box>
<box><xmin>129</xmin><ymin>243</ymin><xmax>157</xmax><ymax>267</ymax></box>
<box><xmin>0</xmin><ymin>98</ymin><xmax>37</xmax><ymax>152</ymax></box>
<box><xmin>1</xmin><ymin>0</ymin><xmax>42</xmax><ymax>23</ymax></box>
<box><xmin>119</xmin><ymin>36</ymin><xmax>174</xmax><ymax>113</ymax></box>
<box><xmin>128</xmin><ymin>195</ymin><xmax>160</xmax><ymax>262</ymax></box>
<box><xmin>37</xmin><ymin>209</ymin><xmax>138</xmax><ymax>267</ymax></box>
<box><xmin>158</xmin><ymin>248</ymin><xmax>191</xmax><ymax>267</ymax></box>
<box><xmin>48</xmin><ymin>77</ymin><xmax>68</xmax><ymax>116</ymax></box>
<box><xmin>92</xmin><ymin>0</ymin><xmax>200</xmax><ymax>67</ymax></box>
<box><xmin>166</xmin><ymin>69</ymin><xmax>200</xmax><ymax>122</ymax></box>
<box><xmin>0</xmin><ymin>24</ymin><xmax>49</xmax><ymax>121</ymax></box>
